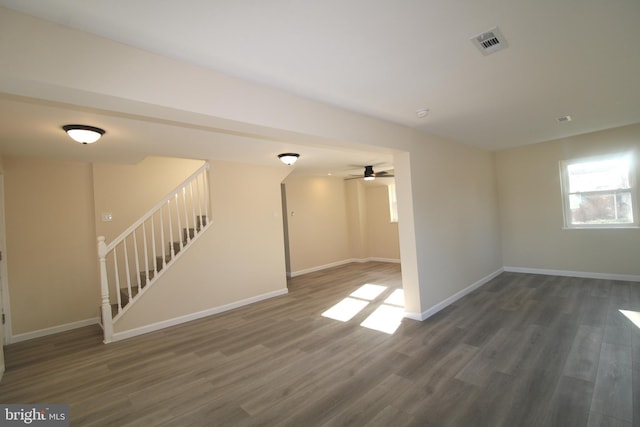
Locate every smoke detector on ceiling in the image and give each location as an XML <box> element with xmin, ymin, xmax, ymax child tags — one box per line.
<box><xmin>470</xmin><ymin>26</ymin><xmax>508</xmax><ymax>56</ymax></box>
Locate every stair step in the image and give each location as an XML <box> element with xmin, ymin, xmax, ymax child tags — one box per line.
<box><xmin>182</xmin><ymin>216</ymin><xmax>208</xmax><ymax>243</ymax></box>
<box><xmin>120</xmin><ymin>286</ymin><xmax>140</xmax><ymax>300</ymax></box>
<box><xmin>171</xmin><ymin>241</ymin><xmax>181</xmax><ymax>255</ymax></box>
<box><xmin>183</xmin><ymin>227</ymin><xmax>195</xmax><ymax>243</ymax></box>
<box><xmin>117</xmin><ymin>284</ymin><xmax>141</xmax><ymax>310</ymax></box>
<box><xmin>156</xmin><ymin>253</ymin><xmax>175</xmax><ymax>270</ymax></box>
<box><xmin>197</xmin><ymin>215</ymin><xmax>207</xmax><ymax>230</ymax></box>
<box><xmin>140</xmin><ymin>270</ymin><xmax>155</xmax><ymax>286</ymax></box>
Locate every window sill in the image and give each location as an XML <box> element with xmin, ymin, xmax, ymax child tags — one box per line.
<box><xmin>563</xmin><ymin>225</ymin><xmax>640</xmax><ymax>230</ymax></box>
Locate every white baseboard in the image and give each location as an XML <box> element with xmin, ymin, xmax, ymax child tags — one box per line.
<box><xmin>365</xmin><ymin>257</ymin><xmax>401</xmax><ymax>264</ymax></box>
<box><xmin>289</xmin><ymin>259</ymin><xmax>356</xmax><ymax>278</ymax></box>
<box><xmin>404</xmin><ymin>268</ymin><xmax>504</xmax><ymax>322</ymax></box>
<box><xmin>110</xmin><ymin>288</ymin><xmax>288</xmax><ymax>343</ymax></box>
<box><xmin>10</xmin><ymin>317</ymin><xmax>100</xmax><ymax>344</ymax></box>
<box><xmin>288</xmin><ymin>258</ymin><xmax>401</xmax><ymax>278</ymax></box>
<box><xmin>503</xmin><ymin>266</ymin><xmax>640</xmax><ymax>282</ymax></box>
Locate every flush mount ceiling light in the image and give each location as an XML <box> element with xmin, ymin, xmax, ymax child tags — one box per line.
<box><xmin>62</xmin><ymin>124</ymin><xmax>105</xmax><ymax>144</ymax></box>
<box><xmin>278</xmin><ymin>153</ymin><xmax>300</xmax><ymax>165</ymax></box>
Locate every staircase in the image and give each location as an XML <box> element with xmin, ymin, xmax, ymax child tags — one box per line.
<box><xmin>98</xmin><ymin>163</ymin><xmax>211</xmax><ymax>343</ymax></box>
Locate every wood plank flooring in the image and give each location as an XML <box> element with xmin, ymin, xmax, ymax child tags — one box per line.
<box><xmin>1</xmin><ymin>262</ymin><xmax>639</xmax><ymax>426</ymax></box>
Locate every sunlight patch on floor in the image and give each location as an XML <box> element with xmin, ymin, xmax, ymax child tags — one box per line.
<box><xmin>360</xmin><ymin>304</ymin><xmax>405</xmax><ymax>334</ymax></box>
<box><xmin>620</xmin><ymin>309</ymin><xmax>640</xmax><ymax>329</ymax></box>
<box><xmin>322</xmin><ymin>284</ymin><xmax>405</xmax><ymax>334</ymax></box>
<box><xmin>350</xmin><ymin>284</ymin><xmax>387</xmax><ymax>300</ymax></box>
<box><xmin>384</xmin><ymin>289</ymin><xmax>404</xmax><ymax>306</ymax></box>
<box><xmin>321</xmin><ymin>297</ymin><xmax>369</xmax><ymax>322</ymax></box>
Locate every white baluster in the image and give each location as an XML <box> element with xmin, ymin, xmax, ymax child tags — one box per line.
<box><xmin>190</xmin><ymin>181</ymin><xmax>197</xmax><ymax>237</ymax></box>
<box><xmin>167</xmin><ymin>199</ymin><xmax>174</xmax><ymax>258</ymax></box>
<box><xmin>132</xmin><ymin>228</ymin><xmax>141</xmax><ymax>293</ymax></box>
<box><xmin>113</xmin><ymin>246</ymin><xmax>122</xmax><ymax>312</ymax></box>
<box><xmin>174</xmin><ymin>192</ymin><xmax>184</xmax><ymax>250</ymax></box>
<box><xmin>142</xmin><ymin>220</ymin><xmax>149</xmax><ymax>288</ymax></box>
<box><xmin>196</xmin><ymin>171</ymin><xmax>203</xmax><ymax>229</ymax></box>
<box><xmin>204</xmin><ymin>167</ymin><xmax>210</xmax><ymax>224</ymax></box>
<box><xmin>160</xmin><ymin>206</ymin><xmax>166</xmax><ymax>269</ymax></box>
<box><xmin>123</xmin><ymin>238</ymin><xmax>132</xmax><ymax>303</ymax></box>
<box><xmin>151</xmin><ymin>215</ymin><xmax>157</xmax><ymax>277</ymax></box>
<box><xmin>97</xmin><ymin>236</ymin><xmax>113</xmax><ymax>343</ymax></box>
<box><xmin>181</xmin><ymin>187</ymin><xmax>191</xmax><ymax>245</ymax></box>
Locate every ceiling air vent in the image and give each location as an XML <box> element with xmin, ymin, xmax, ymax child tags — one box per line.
<box><xmin>471</xmin><ymin>26</ymin><xmax>508</xmax><ymax>56</ymax></box>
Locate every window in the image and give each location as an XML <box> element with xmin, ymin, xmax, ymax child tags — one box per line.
<box><xmin>388</xmin><ymin>183</ymin><xmax>398</xmax><ymax>223</ymax></box>
<box><xmin>560</xmin><ymin>153</ymin><xmax>637</xmax><ymax>228</ymax></box>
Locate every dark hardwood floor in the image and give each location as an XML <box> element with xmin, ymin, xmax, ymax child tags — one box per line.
<box><xmin>1</xmin><ymin>262</ymin><xmax>639</xmax><ymax>426</ymax></box>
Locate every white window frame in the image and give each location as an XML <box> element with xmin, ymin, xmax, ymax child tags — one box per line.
<box><xmin>560</xmin><ymin>152</ymin><xmax>638</xmax><ymax>229</ymax></box>
<box><xmin>388</xmin><ymin>183</ymin><xmax>398</xmax><ymax>223</ymax></box>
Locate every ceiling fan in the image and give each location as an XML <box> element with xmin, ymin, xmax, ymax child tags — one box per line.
<box><xmin>346</xmin><ymin>165</ymin><xmax>395</xmax><ymax>181</ymax></box>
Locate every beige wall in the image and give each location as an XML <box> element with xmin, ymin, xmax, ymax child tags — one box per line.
<box><xmin>115</xmin><ymin>160</ymin><xmax>291</xmax><ymax>332</ymax></box>
<box><xmin>93</xmin><ymin>156</ymin><xmax>205</xmax><ymax>242</ymax></box>
<box><xmin>282</xmin><ymin>175</ymin><xmax>351</xmax><ymax>273</ymax></box>
<box><xmin>496</xmin><ymin>123</ymin><xmax>640</xmax><ymax>275</ymax></box>
<box><xmin>408</xmin><ymin>137</ymin><xmax>502</xmax><ymax>313</ymax></box>
<box><xmin>3</xmin><ymin>156</ymin><xmax>100</xmax><ymax>335</ymax></box>
<box><xmin>283</xmin><ymin>176</ymin><xmax>401</xmax><ymax>274</ymax></box>
<box><xmin>365</xmin><ymin>185</ymin><xmax>400</xmax><ymax>260</ymax></box>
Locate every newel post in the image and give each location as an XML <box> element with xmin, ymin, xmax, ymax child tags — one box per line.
<box><xmin>98</xmin><ymin>236</ymin><xmax>113</xmax><ymax>343</ymax></box>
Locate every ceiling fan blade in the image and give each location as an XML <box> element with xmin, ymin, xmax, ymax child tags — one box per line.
<box><xmin>373</xmin><ymin>171</ymin><xmax>395</xmax><ymax>178</ymax></box>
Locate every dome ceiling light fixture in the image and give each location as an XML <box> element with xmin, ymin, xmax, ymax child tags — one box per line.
<box><xmin>278</xmin><ymin>153</ymin><xmax>300</xmax><ymax>165</ymax></box>
<box><xmin>62</xmin><ymin>124</ymin><xmax>105</xmax><ymax>144</ymax></box>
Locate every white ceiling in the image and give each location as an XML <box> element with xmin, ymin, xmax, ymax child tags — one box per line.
<box><xmin>1</xmin><ymin>1</ymin><xmax>640</xmax><ymax>174</ymax></box>
<box><xmin>0</xmin><ymin>93</ymin><xmax>394</xmax><ymax>178</ymax></box>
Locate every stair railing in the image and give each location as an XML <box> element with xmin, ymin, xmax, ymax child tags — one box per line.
<box><xmin>98</xmin><ymin>162</ymin><xmax>210</xmax><ymax>343</ymax></box>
